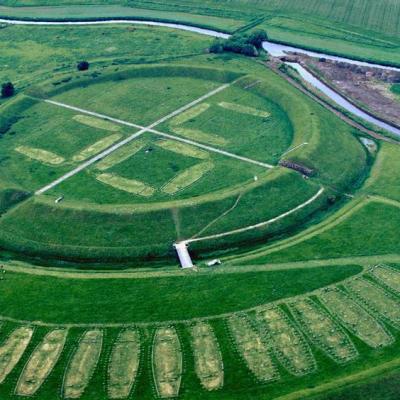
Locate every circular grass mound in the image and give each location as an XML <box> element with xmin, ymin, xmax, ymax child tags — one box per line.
<box><xmin>0</xmin><ymin>65</ymin><xmax>367</xmax><ymax>265</ymax></box>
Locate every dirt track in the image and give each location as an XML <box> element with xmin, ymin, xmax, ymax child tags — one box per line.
<box><xmin>299</xmin><ymin>56</ymin><xmax>400</xmax><ymax>128</ymax></box>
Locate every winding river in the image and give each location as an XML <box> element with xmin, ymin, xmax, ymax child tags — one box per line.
<box><xmin>1</xmin><ymin>17</ymin><xmax>399</xmax><ymax>137</ymax></box>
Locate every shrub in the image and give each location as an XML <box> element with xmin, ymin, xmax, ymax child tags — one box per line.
<box><xmin>241</xmin><ymin>44</ymin><xmax>259</xmax><ymax>57</ymax></box>
<box><xmin>209</xmin><ymin>40</ymin><xmax>224</xmax><ymax>54</ymax></box>
<box><xmin>77</xmin><ymin>61</ymin><xmax>90</xmax><ymax>71</ymax></box>
<box><xmin>1</xmin><ymin>82</ymin><xmax>14</xmax><ymax>98</ymax></box>
<box><xmin>247</xmin><ymin>29</ymin><xmax>268</xmax><ymax>49</ymax></box>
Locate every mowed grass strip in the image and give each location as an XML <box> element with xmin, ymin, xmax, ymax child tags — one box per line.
<box><xmin>170</xmin><ymin>103</ymin><xmax>210</xmax><ymax>127</ymax></box>
<box><xmin>370</xmin><ymin>265</ymin><xmax>400</xmax><ymax>294</ymax></box>
<box><xmin>227</xmin><ymin>315</ymin><xmax>278</xmax><ymax>382</ymax></box>
<box><xmin>218</xmin><ymin>102</ymin><xmax>271</xmax><ymax>118</ymax></box>
<box><xmin>152</xmin><ymin>327</ymin><xmax>182</xmax><ymax>399</ymax></box>
<box><xmin>171</xmin><ymin>127</ymin><xmax>228</xmax><ymax>147</ymax></box>
<box><xmin>73</xmin><ymin>115</ymin><xmax>121</xmax><ymax>132</ymax></box>
<box><xmin>318</xmin><ymin>288</ymin><xmax>393</xmax><ymax>348</ymax></box>
<box><xmin>63</xmin><ymin>330</ymin><xmax>103</xmax><ymax>399</ymax></box>
<box><xmin>162</xmin><ymin>162</ymin><xmax>214</xmax><ymax>195</ymax></box>
<box><xmin>345</xmin><ymin>278</ymin><xmax>400</xmax><ymax>329</ymax></box>
<box><xmin>189</xmin><ymin>322</ymin><xmax>224</xmax><ymax>391</ymax></box>
<box><xmin>15</xmin><ymin>146</ymin><xmax>65</xmax><ymax>165</ymax></box>
<box><xmin>155</xmin><ymin>139</ymin><xmax>209</xmax><ymax>160</ymax></box>
<box><xmin>0</xmin><ymin>327</ymin><xmax>33</xmax><ymax>384</ymax></box>
<box><xmin>108</xmin><ymin>329</ymin><xmax>141</xmax><ymax>400</ymax></box>
<box><xmin>258</xmin><ymin>307</ymin><xmax>316</xmax><ymax>376</ymax></box>
<box><xmin>96</xmin><ymin>174</ymin><xmax>155</xmax><ymax>197</ymax></box>
<box><xmin>96</xmin><ymin>139</ymin><xmax>147</xmax><ymax>171</ymax></box>
<box><xmin>16</xmin><ymin>329</ymin><xmax>68</xmax><ymax>396</ymax></box>
<box><xmin>72</xmin><ymin>134</ymin><xmax>123</xmax><ymax>162</ymax></box>
<box><xmin>289</xmin><ymin>298</ymin><xmax>358</xmax><ymax>364</ymax></box>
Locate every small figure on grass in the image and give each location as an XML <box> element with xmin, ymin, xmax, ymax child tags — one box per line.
<box><xmin>77</xmin><ymin>61</ymin><xmax>90</xmax><ymax>71</ymax></box>
<box><xmin>1</xmin><ymin>82</ymin><xmax>15</xmax><ymax>98</ymax></box>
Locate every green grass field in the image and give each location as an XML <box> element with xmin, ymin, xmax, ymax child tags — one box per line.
<box><xmin>0</xmin><ymin>0</ymin><xmax>399</xmax><ymax>66</ymax></box>
<box><xmin>391</xmin><ymin>84</ymin><xmax>400</xmax><ymax>98</ymax></box>
<box><xmin>0</xmin><ymin>7</ymin><xmax>399</xmax><ymax>400</ymax></box>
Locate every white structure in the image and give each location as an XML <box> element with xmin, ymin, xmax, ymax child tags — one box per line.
<box><xmin>207</xmin><ymin>259</ymin><xmax>222</xmax><ymax>267</ymax></box>
<box><xmin>174</xmin><ymin>242</ymin><xmax>194</xmax><ymax>269</ymax></box>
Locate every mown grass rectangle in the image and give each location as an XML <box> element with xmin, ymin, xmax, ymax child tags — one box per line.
<box><xmin>15</xmin><ymin>145</ymin><xmax>65</xmax><ymax>165</ymax></box>
<box><xmin>63</xmin><ymin>330</ymin><xmax>103</xmax><ymax>399</ymax></box>
<box><xmin>72</xmin><ymin>134</ymin><xmax>122</xmax><ymax>162</ymax></box>
<box><xmin>227</xmin><ymin>315</ymin><xmax>278</xmax><ymax>383</ymax></box>
<box><xmin>289</xmin><ymin>298</ymin><xmax>358</xmax><ymax>364</ymax></box>
<box><xmin>218</xmin><ymin>102</ymin><xmax>271</xmax><ymax>118</ymax></box>
<box><xmin>190</xmin><ymin>322</ymin><xmax>224</xmax><ymax>391</ymax></box>
<box><xmin>318</xmin><ymin>287</ymin><xmax>393</xmax><ymax>348</ymax></box>
<box><xmin>0</xmin><ymin>327</ymin><xmax>33</xmax><ymax>384</ymax></box>
<box><xmin>155</xmin><ymin>139</ymin><xmax>209</xmax><ymax>160</ymax></box>
<box><xmin>257</xmin><ymin>307</ymin><xmax>316</xmax><ymax>376</ymax></box>
<box><xmin>108</xmin><ymin>329</ymin><xmax>141</xmax><ymax>399</ymax></box>
<box><xmin>16</xmin><ymin>329</ymin><xmax>68</xmax><ymax>396</ymax></box>
<box><xmin>345</xmin><ymin>278</ymin><xmax>400</xmax><ymax>329</ymax></box>
<box><xmin>369</xmin><ymin>265</ymin><xmax>400</xmax><ymax>294</ymax></box>
<box><xmin>96</xmin><ymin>173</ymin><xmax>155</xmax><ymax>197</ymax></box>
<box><xmin>73</xmin><ymin>114</ymin><xmax>121</xmax><ymax>132</ymax></box>
<box><xmin>152</xmin><ymin>326</ymin><xmax>182</xmax><ymax>398</ymax></box>
<box><xmin>161</xmin><ymin>162</ymin><xmax>214</xmax><ymax>195</ymax></box>
<box><xmin>169</xmin><ymin>103</ymin><xmax>210</xmax><ymax>127</ymax></box>
<box><xmin>96</xmin><ymin>138</ymin><xmax>147</xmax><ymax>171</ymax></box>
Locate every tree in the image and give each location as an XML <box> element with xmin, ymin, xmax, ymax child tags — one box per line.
<box><xmin>1</xmin><ymin>82</ymin><xmax>14</xmax><ymax>98</ymax></box>
<box><xmin>241</xmin><ymin>44</ymin><xmax>258</xmax><ymax>57</ymax></box>
<box><xmin>209</xmin><ymin>40</ymin><xmax>224</xmax><ymax>54</ymax></box>
<box><xmin>247</xmin><ymin>29</ymin><xmax>268</xmax><ymax>49</ymax></box>
<box><xmin>77</xmin><ymin>61</ymin><xmax>90</xmax><ymax>71</ymax></box>
<box><xmin>224</xmin><ymin>35</ymin><xmax>248</xmax><ymax>54</ymax></box>
<box><xmin>208</xmin><ymin>30</ymin><xmax>267</xmax><ymax>58</ymax></box>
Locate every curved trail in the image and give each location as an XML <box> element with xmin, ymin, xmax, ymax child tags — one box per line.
<box><xmin>3</xmin><ymin>255</ymin><xmax>398</xmax><ymax>280</ymax></box>
<box><xmin>183</xmin><ymin>187</ymin><xmax>324</xmax><ymax>244</ymax></box>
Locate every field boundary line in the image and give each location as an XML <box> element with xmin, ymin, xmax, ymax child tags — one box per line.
<box><xmin>5</xmin><ymin>250</ymin><xmax>395</xmax><ymax>282</ymax></box>
<box><xmin>37</xmin><ymin>82</ymin><xmax>232</xmax><ymax>195</ymax></box>
<box><xmin>182</xmin><ymin>187</ymin><xmax>324</xmax><ymax>244</ymax></box>
<box><xmin>370</xmin><ymin>195</ymin><xmax>400</xmax><ymax>209</ymax></box>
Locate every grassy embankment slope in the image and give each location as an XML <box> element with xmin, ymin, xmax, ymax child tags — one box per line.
<box><xmin>234</xmin><ymin>142</ymin><xmax>400</xmax><ymax>266</ymax></box>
